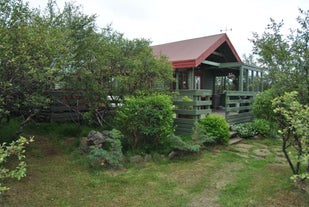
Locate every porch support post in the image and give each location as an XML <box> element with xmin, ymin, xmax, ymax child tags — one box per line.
<box><xmin>175</xmin><ymin>69</ymin><xmax>179</xmax><ymax>90</ymax></box>
<box><xmin>239</xmin><ymin>65</ymin><xmax>243</xmax><ymax>91</ymax></box>
<box><xmin>188</xmin><ymin>68</ymin><xmax>194</xmax><ymax>89</ymax></box>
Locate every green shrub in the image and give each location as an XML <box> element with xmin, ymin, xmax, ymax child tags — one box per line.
<box><xmin>252</xmin><ymin>118</ymin><xmax>277</xmax><ymax>138</ymax></box>
<box><xmin>198</xmin><ymin>114</ymin><xmax>230</xmax><ymax>145</ymax></box>
<box><xmin>232</xmin><ymin>122</ymin><xmax>258</xmax><ymax>139</ymax></box>
<box><xmin>87</xmin><ymin>129</ymin><xmax>124</xmax><ymax>168</ymax></box>
<box><xmin>0</xmin><ymin>136</ymin><xmax>33</xmax><ymax>194</ymax></box>
<box><xmin>115</xmin><ymin>94</ymin><xmax>174</xmax><ymax>153</ymax></box>
<box><xmin>232</xmin><ymin>119</ymin><xmax>277</xmax><ymax>139</ymax></box>
<box><xmin>169</xmin><ymin>122</ymin><xmax>216</xmax><ymax>153</ymax></box>
<box><xmin>253</xmin><ymin>88</ymin><xmax>279</xmax><ymax>123</ymax></box>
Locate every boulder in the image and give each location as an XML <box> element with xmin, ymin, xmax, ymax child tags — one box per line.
<box><xmin>87</xmin><ymin>130</ymin><xmax>106</xmax><ymax>148</ymax></box>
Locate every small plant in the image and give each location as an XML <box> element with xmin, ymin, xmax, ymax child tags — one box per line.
<box><xmin>87</xmin><ymin>129</ymin><xmax>124</xmax><ymax>168</ymax></box>
<box><xmin>0</xmin><ymin>136</ymin><xmax>34</xmax><ymax>194</ymax></box>
<box><xmin>198</xmin><ymin>114</ymin><xmax>230</xmax><ymax>145</ymax></box>
<box><xmin>232</xmin><ymin>122</ymin><xmax>258</xmax><ymax>139</ymax></box>
<box><xmin>169</xmin><ymin>122</ymin><xmax>216</xmax><ymax>153</ymax></box>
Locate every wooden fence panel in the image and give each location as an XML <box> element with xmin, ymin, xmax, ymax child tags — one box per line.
<box><xmin>224</xmin><ymin>91</ymin><xmax>257</xmax><ymax>125</ymax></box>
<box><xmin>173</xmin><ymin>90</ymin><xmax>212</xmax><ymax>135</ymax></box>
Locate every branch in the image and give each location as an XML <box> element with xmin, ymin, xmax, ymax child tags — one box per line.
<box><xmin>15</xmin><ymin>109</ymin><xmax>40</xmax><ymax>137</ymax></box>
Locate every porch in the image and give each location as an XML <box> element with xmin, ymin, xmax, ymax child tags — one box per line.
<box><xmin>173</xmin><ymin>89</ymin><xmax>257</xmax><ymax>134</ymax></box>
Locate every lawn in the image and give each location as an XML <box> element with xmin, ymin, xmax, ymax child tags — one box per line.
<box><xmin>1</xmin><ymin>135</ymin><xmax>308</xmax><ymax>207</ymax></box>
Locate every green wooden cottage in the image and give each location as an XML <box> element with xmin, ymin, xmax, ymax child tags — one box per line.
<box><xmin>152</xmin><ymin>33</ymin><xmax>262</xmax><ymax>134</ymax></box>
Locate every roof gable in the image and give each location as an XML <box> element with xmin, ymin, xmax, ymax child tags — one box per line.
<box><xmin>151</xmin><ymin>33</ymin><xmax>241</xmax><ymax>68</ymax></box>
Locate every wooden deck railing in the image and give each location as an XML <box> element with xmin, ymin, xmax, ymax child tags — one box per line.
<box><xmin>173</xmin><ymin>90</ymin><xmax>257</xmax><ymax>134</ymax></box>
<box><xmin>173</xmin><ymin>90</ymin><xmax>212</xmax><ymax>134</ymax></box>
<box><xmin>224</xmin><ymin>90</ymin><xmax>257</xmax><ymax>125</ymax></box>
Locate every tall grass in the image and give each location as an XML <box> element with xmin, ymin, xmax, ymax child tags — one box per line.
<box><xmin>0</xmin><ymin>118</ymin><xmax>21</xmax><ymax>142</ymax></box>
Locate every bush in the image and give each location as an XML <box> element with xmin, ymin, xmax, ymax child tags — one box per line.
<box><xmin>115</xmin><ymin>93</ymin><xmax>174</xmax><ymax>153</ymax></box>
<box><xmin>0</xmin><ymin>136</ymin><xmax>33</xmax><ymax>194</ymax></box>
<box><xmin>87</xmin><ymin>129</ymin><xmax>124</xmax><ymax>168</ymax></box>
<box><xmin>169</xmin><ymin>122</ymin><xmax>216</xmax><ymax>153</ymax></box>
<box><xmin>231</xmin><ymin>122</ymin><xmax>258</xmax><ymax>139</ymax></box>
<box><xmin>232</xmin><ymin>119</ymin><xmax>277</xmax><ymax>139</ymax></box>
<box><xmin>198</xmin><ymin>114</ymin><xmax>230</xmax><ymax>145</ymax></box>
<box><xmin>253</xmin><ymin>88</ymin><xmax>279</xmax><ymax>123</ymax></box>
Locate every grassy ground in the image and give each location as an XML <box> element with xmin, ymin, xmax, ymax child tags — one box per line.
<box><xmin>1</xmin><ymin>135</ymin><xmax>308</xmax><ymax>207</ymax></box>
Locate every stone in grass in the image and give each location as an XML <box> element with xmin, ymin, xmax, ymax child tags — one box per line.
<box><xmin>252</xmin><ymin>148</ymin><xmax>271</xmax><ymax>158</ymax></box>
<box><xmin>130</xmin><ymin>155</ymin><xmax>145</xmax><ymax>168</ymax></box>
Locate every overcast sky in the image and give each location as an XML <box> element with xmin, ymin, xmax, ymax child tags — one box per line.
<box><xmin>27</xmin><ymin>0</ymin><xmax>308</xmax><ymax>57</ymax></box>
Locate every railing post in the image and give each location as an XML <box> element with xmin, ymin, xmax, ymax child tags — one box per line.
<box><xmin>239</xmin><ymin>66</ymin><xmax>243</xmax><ymax>91</ymax></box>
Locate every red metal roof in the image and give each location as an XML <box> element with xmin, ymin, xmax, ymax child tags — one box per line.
<box><xmin>151</xmin><ymin>33</ymin><xmax>241</xmax><ymax>68</ymax></box>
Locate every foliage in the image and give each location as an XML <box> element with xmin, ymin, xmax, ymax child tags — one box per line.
<box><xmin>0</xmin><ymin>136</ymin><xmax>33</xmax><ymax>194</ymax></box>
<box><xmin>250</xmin><ymin>9</ymin><xmax>309</xmax><ymax>104</ymax></box>
<box><xmin>0</xmin><ymin>0</ymin><xmax>174</xmax><ymax>131</ymax></box>
<box><xmin>115</xmin><ymin>94</ymin><xmax>174</xmax><ymax>153</ymax></box>
<box><xmin>272</xmin><ymin>91</ymin><xmax>309</xmax><ymax>183</ymax></box>
<box><xmin>87</xmin><ymin>129</ymin><xmax>124</xmax><ymax>168</ymax></box>
<box><xmin>253</xmin><ymin>88</ymin><xmax>280</xmax><ymax>123</ymax></box>
<box><xmin>198</xmin><ymin>114</ymin><xmax>230</xmax><ymax>145</ymax></box>
<box><xmin>231</xmin><ymin>122</ymin><xmax>258</xmax><ymax>139</ymax></box>
<box><xmin>0</xmin><ymin>118</ymin><xmax>21</xmax><ymax>143</ymax></box>
<box><xmin>252</xmin><ymin>119</ymin><xmax>273</xmax><ymax>137</ymax></box>
<box><xmin>64</xmin><ymin>25</ymin><xmax>174</xmax><ymax>127</ymax></box>
<box><xmin>169</xmin><ymin>122</ymin><xmax>216</xmax><ymax>153</ymax></box>
<box><xmin>232</xmin><ymin>119</ymin><xmax>274</xmax><ymax>139</ymax></box>
<box><xmin>0</xmin><ymin>0</ymin><xmax>73</xmax><ymax>134</ymax></box>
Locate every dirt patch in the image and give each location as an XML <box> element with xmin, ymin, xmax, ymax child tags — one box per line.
<box><xmin>263</xmin><ymin>189</ymin><xmax>309</xmax><ymax>207</ymax></box>
<box><xmin>233</xmin><ymin>143</ymin><xmax>253</xmax><ymax>153</ymax></box>
<box><xmin>190</xmin><ymin>162</ymin><xmax>244</xmax><ymax>207</ymax></box>
<box><xmin>252</xmin><ymin>148</ymin><xmax>271</xmax><ymax>158</ymax></box>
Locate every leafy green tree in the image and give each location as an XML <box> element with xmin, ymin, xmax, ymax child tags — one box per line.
<box><xmin>66</xmin><ymin>26</ymin><xmax>174</xmax><ymax>126</ymax></box>
<box><xmin>272</xmin><ymin>91</ymin><xmax>309</xmax><ymax>184</ymax></box>
<box><xmin>0</xmin><ymin>0</ymin><xmax>71</xmax><ymax>135</ymax></box>
<box><xmin>250</xmin><ymin>9</ymin><xmax>309</xmax><ymax>104</ymax></box>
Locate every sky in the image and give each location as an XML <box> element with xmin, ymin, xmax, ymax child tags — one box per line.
<box><xmin>27</xmin><ymin>0</ymin><xmax>308</xmax><ymax>57</ymax></box>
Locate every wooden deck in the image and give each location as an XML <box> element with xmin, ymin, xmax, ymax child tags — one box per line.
<box><xmin>173</xmin><ymin>90</ymin><xmax>257</xmax><ymax>134</ymax></box>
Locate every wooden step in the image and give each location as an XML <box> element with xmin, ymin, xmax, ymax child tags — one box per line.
<box><xmin>229</xmin><ymin>137</ymin><xmax>243</xmax><ymax>145</ymax></box>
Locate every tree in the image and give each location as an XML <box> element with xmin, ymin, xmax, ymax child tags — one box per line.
<box><xmin>66</xmin><ymin>26</ymin><xmax>174</xmax><ymax>127</ymax></box>
<box><xmin>272</xmin><ymin>91</ymin><xmax>309</xmax><ymax>184</ymax></box>
<box><xmin>250</xmin><ymin>9</ymin><xmax>309</xmax><ymax>104</ymax></box>
<box><xmin>0</xmin><ymin>0</ymin><xmax>71</xmax><ymax>135</ymax></box>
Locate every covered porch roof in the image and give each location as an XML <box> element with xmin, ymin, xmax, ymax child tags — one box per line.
<box><xmin>151</xmin><ymin>33</ymin><xmax>241</xmax><ymax>68</ymax></box>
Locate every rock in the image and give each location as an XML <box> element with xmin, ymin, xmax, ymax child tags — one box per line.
<box><xmin>80</xmin><ymin>137</ymin><xmax>89</xmax><ymax>153</ymax></box>
<box><xmin>87</xmin><ymin>130</ymin><xmax>106</xmax><ymax>147</ymax></box>
<box><xmin>130</xmin><ymin>155</ymin><xmax>144</xmax><ymax>164</ymax></box>
<box><xmin>144</xmin><ymin>154</ymin><xmax>152</xmax><ymax>162</ymax></box>
<box><xmin>168</xmin><ymin>151</ymin><xmax>178</xmax><ymax>160</ymax></box>
<box><xmin>101</xmin><ymin>130</ymin><xmax>110</xmax><ymax>137</ymax></box>
<box><xmin>130</xmin><ymin>155</ymin><xmax>145</xmax><ymax>168</ymax></box>
<box><xmin>252</xmin><ymin>148</ymin><xmax>271</xmax><ymax>158</ymax></box>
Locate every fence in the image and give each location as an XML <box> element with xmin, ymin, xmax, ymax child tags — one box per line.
<box><xmin>173</xmin><ymin>90</ymin><xmax>212</xmax><ymax>134</ymax></box>
<box><xmin>37</xmin><ymin>90</ymin><xmax>87</xmax><ymax>122</ymax></box>
<box><xmin>224</xmin><ymin>90</ymin><xmax>257</xmax><ymax>125</ymax></box>
<box><xmin>173</xmin><ymin>90</ymin><xmax>257</xmax><ymax>134</ymax></box>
